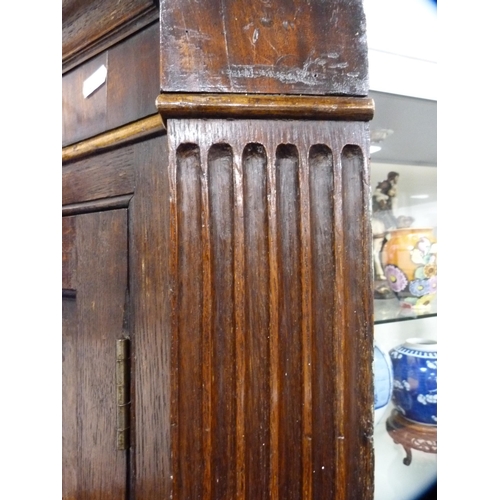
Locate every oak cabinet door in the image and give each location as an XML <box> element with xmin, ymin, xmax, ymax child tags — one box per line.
<box><xmin>62</xmin><ymin>209</ymin><xmax>129</xmax><ymax>500</ymax></box>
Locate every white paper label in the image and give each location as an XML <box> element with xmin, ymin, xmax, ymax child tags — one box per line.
<box><xmin>82</xmin><ymin>65</ymin><xmax>107</xmax><ymax>98</ymax></box>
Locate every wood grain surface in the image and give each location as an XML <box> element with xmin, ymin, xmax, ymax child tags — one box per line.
<box><xmin>62</xmin><ymin>0</ymin><xmax>158</xmax><ymax>72</ymax></box>
<box><xmin>128</xmin><ymin>135</ymin><xmax>172</xmax><ymax>498</ymax></box>
<box><xmin>63</xmin><ymin>23</ymin><xmax>160</xmax><ymax>147</ymax></box>
<box><xmin>62</xmin><ymin>209</ymin><xmax>129</xmax><ymax>499</ymax></box>
<box><xmin>62</xmin><ymin>144</ymin><xmax>136</xmax><ymax>207</ymax></box>
<box><xmin>62</xmin><ymin>114</ymin><xmax>164</xmax><ymax>164</ymax></box>
<box><xmin>106</xmin><ymin>24</ymin><xmax>160</xmax><ymax>130</ymax></box>
<box><xmin>156</xmin><ymin>94</ymin><xmax>374</xmax><ymax>121</ymax></box>
<box><xmin>160</xmin><ymin>0</ymin><xmax>368</xmax><ymax>95</ymax></box>
<box><xmin>62</xmin><ymin>52</ymin><xmax>108</xmax><ymax>146</ymax></box>
<box><xmin>63</xmin><ymin>1</ymin><xmax>376</xmax><ymax>497</ymax></box>
<box><xmin>126</xmin><ymin>118</ymin><xmax>373</xmax><ymax>499</ymax></box>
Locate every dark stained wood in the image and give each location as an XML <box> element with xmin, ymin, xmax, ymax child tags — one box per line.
<box><xmin>308</xmin><ymin>145</ymin><xmax>335</xmax><ymax>496</ymax></box>
<box><xmin>339</xmin><ymin>142</ymin><xmax>374</xmax><ymax>499</ymax></box>
<box><xmin>62</xmin><ymin>209</ymin><xmax>128</xmax><ymax>500</ymax></box>
<box><xmin>156</xmin><ymin>94</ymin><xmax>374</xmax><ymax>121</ymax></box>
<box><xmin>242</xmin><ymin>143</ymin><xmax>270</xmax><ymax>498</ymax></box>
<box><xmin>62</xmin><ymin>216</ymin><xmax>77</xmax><ymax>290</ymax></box>
<box><xmin>128</xmin><ymin>135</ymin><xmax>172</xmax><ymax>498</ymax></box>
<box><xmin>62</xmin><ymin>295</ymin><xmax>78</xmax><ymax>499</ymax></box>
<box><xmin>62</xmin><ymin>114</ymin><xmax>164</xmax><ymax>164</ymax></box>
<box><xmin>160</xmin><ymin>0</ymin><xmax>368</xmax><ymax>95</ymax></box>
<box><xmin>62</xmin><ymin>195</ymin><xmax>133</xmax><ymax>217</ymax></box>
<box><xmin>107</xmin><ymin>23</ymin><xmax>160</xmax><ymax>130</ymax></box>
<box><xmin>275</xmin><ymin>143</ymin><xmax>303</xmax><ymax>499</ymax></box>
<box><xmin>63</xmin><ymin>24</ymin><xmax>161</xmax><ymax>147</ymax></box>
<box><xmin>62</xmin><ymin>144</ymin><xmax>136</xmax><ymax>207</ymax></box>
<box><xmin>152</xmin><ymin>118</ymin><xmax>374</xmax><ymax>499</ymax></box>
<box><xmin>208</xmin><ymin>144</ymin><xmax>238</xmax><ymax>498</ymax></box>
<box><xmin>176</xmin><ymin>142</ymin><xmax>204</xmax><ymax>499</ymax></box>
<box><xmin>63</xmin><ymin>0</ymin><xmax>375</xmax><ymax>497</ymax></box>
<box><xmin>268</xmin><ymin>139</ymin><xmax>280</xmax><ymax>500</ymax></box>
<box><xmin>62</xmin><ymin>0</ymin><xmax>158</xmax><ymax>72</ymax></box>
<box><xmin>62</xmin><ymin>52</ymin><xmax>108</xmax><ymax>146</ymax></box>
<box><xmin>201</xmin><ymin>144</ymin><xmax>214</xmax><ymax>499</ymax></box>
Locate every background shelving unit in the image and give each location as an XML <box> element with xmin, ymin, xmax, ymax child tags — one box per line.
<box><xmin>364</xmin><ymin>1</ymin><xmax>437</xmax><ymax>498</ymax></box>
<box><xmin>370</xmin><ymin>92</ymin><xmax>437</xmax><ymax>500</ymax></box>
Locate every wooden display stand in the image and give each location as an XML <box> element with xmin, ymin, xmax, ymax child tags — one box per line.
<box><xmin>386</xmin><ymin>409</ymin><xmax>438</xmax><ymax>466</ymax></box>
<box><xmin>62</xmin><ymin>1</ymin><xmax>375</xmax><ymax>498</ymax></box>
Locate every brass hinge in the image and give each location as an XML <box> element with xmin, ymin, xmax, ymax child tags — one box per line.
<box><xmin>116</xmin><ymin>338</ymin><xmax>131</xmax><ymax>450</ymax></box>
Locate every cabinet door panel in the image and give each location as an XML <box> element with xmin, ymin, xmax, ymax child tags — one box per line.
<box><xmin>62</xmin><ymin>210</ymin><xmax>128</xmax><ymax>500</ymax></box>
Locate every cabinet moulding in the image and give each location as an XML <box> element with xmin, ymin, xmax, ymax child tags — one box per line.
<box><xmin>62</xmin><ymin>114</ymin><xmax>165</xmax><ymax>164</ymax></box>
<box><xmin>62</xmin><ymin>195</ymin><xmax>133</xmax><ymax>216</ymax></box>
<box><xmin>156</xmin><ymin>94</ymin><xmax>375</xmax><ymax>123</ymax></box>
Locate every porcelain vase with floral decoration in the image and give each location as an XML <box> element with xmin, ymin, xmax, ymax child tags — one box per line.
<box><xmin>389</xmin><ymin>338</ymin><xmax>437</xmax><ymax>425</ymax></box>
<box><xmin>373</xmin><ymin>342</ymin><xmax>393</xmax><ymax>427</ymax></box>
<box><xmin>381</xmin><ymin>227</ymin><xmax>437</xmax><ymax>310</ymax></box>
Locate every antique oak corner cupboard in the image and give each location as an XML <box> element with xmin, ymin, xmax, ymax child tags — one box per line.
<box><xmin>62</xmin><ymin>1</ymin><xmax>375</xmax><ymax>498</ymax></box>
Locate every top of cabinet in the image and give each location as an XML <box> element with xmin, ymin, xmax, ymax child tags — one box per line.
<box><xmin>159</xmin><ymin>0</ymin><xmax>369</xmax><ymax>96</ymax></box>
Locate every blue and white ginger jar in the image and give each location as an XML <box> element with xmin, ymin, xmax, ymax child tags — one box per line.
<box><xmin>389</xmin><ymin>338</ymin><xmax>437</xmax><ymax>425</ymax></box>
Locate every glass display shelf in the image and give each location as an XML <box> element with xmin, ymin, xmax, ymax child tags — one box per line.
<box><xmin>369</xmin><ymin>91</ymin><xmax>437</xmax><ymax>328</ymax></box>
<box><xmin>374</xmin><ymin>295</ymin><xmax>437</xmax><ymax>324</ymax></box>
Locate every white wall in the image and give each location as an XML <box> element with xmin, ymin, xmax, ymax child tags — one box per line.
<box><xmin>364</xmin><ymin>0</ymin><xmax>437</xmax><ymax>99</ymax></box>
